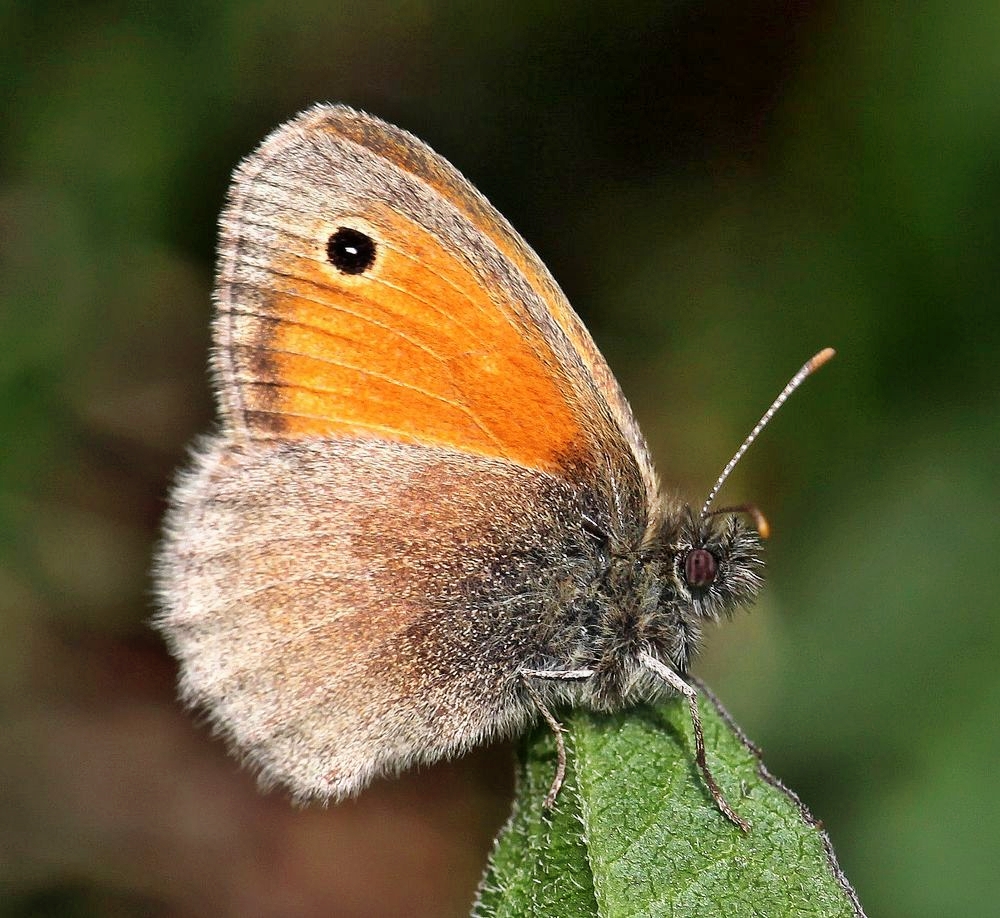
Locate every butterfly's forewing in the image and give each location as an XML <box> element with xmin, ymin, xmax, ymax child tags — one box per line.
<box><xmin>214</xmin><ymin>105</ymin><xmax>656</xmax><ymax>494</ymax></box>
<box><xmin>155</xmin><ymin>105</ymin><xmax>658</xmax><ymax>798</ymax></box>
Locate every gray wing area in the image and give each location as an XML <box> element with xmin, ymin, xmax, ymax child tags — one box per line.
<box><xmin>153</xmin><ymin>435</ymin><xmax>604</xmax><ymax>800</ymax></box>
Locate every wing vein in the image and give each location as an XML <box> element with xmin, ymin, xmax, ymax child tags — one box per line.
<box><xmin>237</xmin><ymin>342</ymin><xmax>507</xmax><ymax>453</ymax></box>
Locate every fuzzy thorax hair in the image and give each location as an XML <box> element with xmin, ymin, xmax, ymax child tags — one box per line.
<box><xmin>525</xmin><ymin>503</ymin><xmax>764</xmax><ymax>713</ymax></box>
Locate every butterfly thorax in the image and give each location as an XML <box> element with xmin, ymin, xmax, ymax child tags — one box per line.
<box><xmin>532</xmin><ymin>505</ymin><xmax>764</xmax><ymax>712</ymax></box>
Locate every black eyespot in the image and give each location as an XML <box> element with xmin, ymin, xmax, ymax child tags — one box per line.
<box><xmin>684</xmin><ymin>548</ymin><xmax>718</xmax><ymax>589</ymax></box>
<box><xmin>326</xmin><ymin>227</ymin><xmax>376</xmax><ymax>274</ymax></box>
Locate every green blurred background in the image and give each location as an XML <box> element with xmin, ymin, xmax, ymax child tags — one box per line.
<box><xmin>2</xmin><ymin>2</ymin><xmax>998</xmax><ymax>916</ymax></box>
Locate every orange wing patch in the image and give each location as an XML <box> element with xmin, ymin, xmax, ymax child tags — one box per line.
<box><xmin>223</xmin><ymin>202</ymin><xmax>586</xmax><ymax>473</ymax></box>
<box><xmin>321</xmin><ymin>106</ymin><xmax>657</xmax><ymax>499</ymax></box>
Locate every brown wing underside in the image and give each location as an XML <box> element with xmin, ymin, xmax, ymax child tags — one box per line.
<box><xmin>155</xmin><ymin>437</ymin><xmax>598</xmax><ymax>799</ymax></box>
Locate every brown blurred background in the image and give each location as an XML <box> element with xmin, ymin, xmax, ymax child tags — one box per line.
<box><xmin>2</xmin><ymin>2</ymin><xmax>999</xmax><ymax>916</ymax></box>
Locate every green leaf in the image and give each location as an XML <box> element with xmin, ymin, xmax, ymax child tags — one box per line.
<box><xmin>474</xmin><ymin>686</ymin><xmax>865</xmax><ymax>918</ymax></box>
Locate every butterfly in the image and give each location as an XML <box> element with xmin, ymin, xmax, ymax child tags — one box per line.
<box><xmin>154</xmin><ymin>104</ymin><xmax>832</xmax><ymax>830</ymax></box>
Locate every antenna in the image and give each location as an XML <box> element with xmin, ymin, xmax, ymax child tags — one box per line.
<box><xmin>700</xmin><ymin>347</ymin><xmax>836</xmax><ymax>520</ymax></box>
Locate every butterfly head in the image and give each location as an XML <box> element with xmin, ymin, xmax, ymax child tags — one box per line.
<box><xmin>662</xmin><ymin>505</ymin><xmax>765</xmax><ymax>623</ymax></box>
<box><xmin>629</xmin><ymin>349</ymin><xmax>838</xmax><ymax>674</ymax></box>
<box><xmin>663</xmin><ymin>346</ymin><xmax>837</xmax><ymax>628</ymax></box>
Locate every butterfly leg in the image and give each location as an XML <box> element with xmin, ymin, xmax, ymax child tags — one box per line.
<box><xmin>520</xmin><ymin>668</ymin><xmax>595</xmax><ymax>808</ymax></box>
<box><xmin>638</xmin><ymin>651</ymin><xmax>750</xmax><ymax>832</ymax></box>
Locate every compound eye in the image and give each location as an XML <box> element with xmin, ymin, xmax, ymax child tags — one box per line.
<box><xmin>684</xmin><ymin>548</ymin><xmax>718</xmax><ymax>589</ymax></box>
